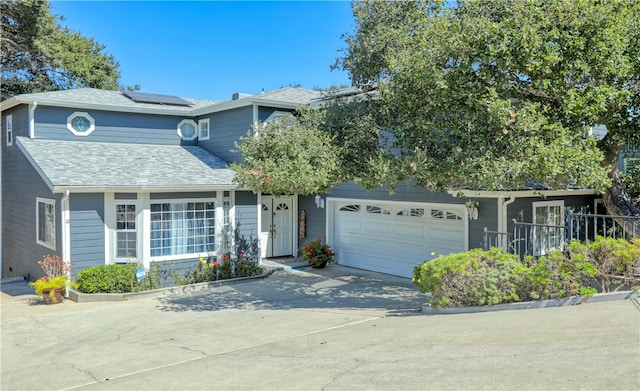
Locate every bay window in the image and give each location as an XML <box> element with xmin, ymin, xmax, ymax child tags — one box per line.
<box><xmin>150</xmin><ymin>201</ymin><xmax>215</xmax><ymax>257</ymax></box>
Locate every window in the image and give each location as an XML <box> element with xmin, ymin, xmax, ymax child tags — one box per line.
<box><xmin>366</xmin><ymin>205</ymin><xmax>390</xmax><ymax>214</ymax></box>
<box><xmin>398</xmin><ymin>208</ymin><xmax>425</xmax><ymax>217</ymax></box>
<box><xmin>339</xmin><ymin>204</ymin><xmax>361</xmax><ymax>212</ymax></box>
<box><xmin>67</xmin><ymin>112</ymin><xmax>95</xmax><ymax>136</ymax></box>
<box><xmin>177</xmin><ymin>119</ymin><xmax>197</xmax><ymax>141</ymax></box>
<box><xmin>5</xmin><ymin>114</ymin><xmax>12</xmax><ymax>146</ymax></box>
<box><xmin>430</xmin><ymin>209</ymin><xmax>462</xmax><ymax>220</ymax></box>
<box><xmin>36</xmin><ymin>197</ymin><xmax>56</xmax><ymax>249</ymax></box>
<box><xmin>532</xmin><ymin>201</ymin><xmax>565</xmax><ymax>256</ymax></box>
<box><xmin>198</xmin><ymin>119</ymin><xmax>210</xmax><ymax>140</ymax></box>
<box><xmin>150</xmin><ymin>201</ymin><xmax>215</xmax><ymax>256</ymax></box>
<box><xmin>116</xmin><ymin>204</ymin><xmax>137</xmax><ymax>258</ymax></box>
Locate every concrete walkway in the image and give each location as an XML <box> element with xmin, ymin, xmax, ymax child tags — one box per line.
<box><xmin>2</xmin><ymin>265</ymin><xmax>639</xmax><ymax>390</ymax></box>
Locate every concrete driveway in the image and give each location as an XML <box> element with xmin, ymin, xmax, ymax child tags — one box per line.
<box><xmin>2</xmin><ymin>265</ymin><xmax>639</xmax><ymax>391</ymax></box>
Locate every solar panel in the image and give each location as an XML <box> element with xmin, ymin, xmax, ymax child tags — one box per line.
<box><xmin>121</xmin><ymin>90</ymin><xmax>192</xmax><ymax>106</ymax></box>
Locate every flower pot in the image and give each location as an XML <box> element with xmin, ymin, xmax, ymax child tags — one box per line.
<box><xmin>310</xmin><ymin>260</ymin><xmax>328</xmax><ymax>269</ymax></box>
<box><xmin>41</xmin><ymin>288</ymin><xmax>65</xmax><ymax>304</ymax></box>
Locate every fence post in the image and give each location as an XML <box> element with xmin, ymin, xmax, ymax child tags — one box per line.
<box><xmin>567</xmin><ymin>209</ymin><xmax>573</xmax><ymax>243</ymax></box>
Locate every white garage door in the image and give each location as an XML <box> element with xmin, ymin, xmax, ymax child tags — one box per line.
<box><xmin>331</xmin><ymin>200</ymin><xmax>467</xmax><ymax>278</ymax></box>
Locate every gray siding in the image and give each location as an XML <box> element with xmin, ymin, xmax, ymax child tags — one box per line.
<box><xmin>69</xmin><ymin>193</ymin><xmax>105</xmax><ymax>275</ymax></box>
<box><xmin>149</xmin><ymin>258</ymin><xmax>201</xmax><ymax>287</ymax></box>
<box><xmin>2</xmin><ymin>144</ymin><xmax>62</xmax><ymax>280</ymax></box>
<box><xmin>468</xmin><ymin>199</ymin><xmax>499</xmax><ymax>250</ymax></box>
<box><xmin>2</xmin><ymin>105</ymin><xmax>30</xmax><ymax>140</ymax></box>
<box><xmin>299</xmin><ymin>195</ymin><xmax>326</xmax><ymax>243</ymax></box>
<box><xmin>34</xmin><ymin>106</ymin><xmax>187</xmax><ymax>145</ymax></box>
<box><xmin>257</xmin><ymin>106</ymin><xmax>295</xmax><ymax>122</ymax></box>
<box><xmin>197</xmin><ymin>106</ymin><xmax>253</xmax><ymax>163</ymax></box>
<box><xmin>235</xmin><ymin>191</ymin><xmax>259</xmax><ymax>259</ymax></box>
<box><xmin>506</xmin><ymin>194</ymin><xmax>598</xmax><ymax>232</ymax></box>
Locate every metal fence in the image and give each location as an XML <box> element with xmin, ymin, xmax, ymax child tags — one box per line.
<box><xmin>484</xmin><ymin>211</ymin><xmax>640</xmax><ymax>259</ymax></box>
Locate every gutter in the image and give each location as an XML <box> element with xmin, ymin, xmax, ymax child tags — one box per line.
<box><xmin>61</xmin><ymin>190</ymin><xmax>71</xmax><ymax>298</ymax></box>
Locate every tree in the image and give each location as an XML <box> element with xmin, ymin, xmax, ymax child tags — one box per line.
<box><xmin>1</xmin><ymin>0</ymin><xmax>121</xmax><ymax>100</ymax></box>
<box><xmin>231</xmin><ymin>108</ymin><xmax>341</xmax><ymax>196</ymax></box>
<box><xmin>335</xmin><ymin>0</ymin><xmax>639</xmax><ymax>216</ymax></box>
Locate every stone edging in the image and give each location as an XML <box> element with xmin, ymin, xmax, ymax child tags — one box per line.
<box><xmin>421</xmin><ymin>290</ymin><xmax>640</xmax><ymax>315</ymax></box>
<box><xmin>69</xmin><ymin>269</ymin><xmax>274</xmax><ymax>303</ymax></box>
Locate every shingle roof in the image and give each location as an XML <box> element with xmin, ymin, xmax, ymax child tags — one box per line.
<box><xmin>1</xmin><ymin>87</ymin><xmax>322</xmax><ymax>114</ymax></box>
<box><xmin>16</xmin><ymin>137</ymin><xmax>236</xmax><ymax>191</ymax></box>
<box><xmin>2</xmin><ymin>88</ymin><xmax>218</xmax><ymax>115</ymax></box>
<box><xmin>252</xmin><ymin>87</ymin><xmax>322</xmax><ymax>105</ymax></box>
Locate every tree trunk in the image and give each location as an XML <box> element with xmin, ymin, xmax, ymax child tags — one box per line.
<box><xmin>600</xmin><ymin>137</ymin><xmax>639</xmax><ymax>238</ymax></box>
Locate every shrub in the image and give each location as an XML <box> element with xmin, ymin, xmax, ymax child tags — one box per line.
<box><xmin>412</xmin><ymin>248</ymin><xmax>530</xmax><ymax>308</ymax></box>
<box><xmin>76</xmin><ymin>264</ymin><xmax>138</xmax><ymax>293</ymax></box>
<box><xmin>412</xmin><ymin>247</ymin><xmax>597</xmax><ymax>308</ymax></box>
<box><xmin>568</xmin><ymin>236</ymin><xmax>640</xmax><ymax>292</ymax></box>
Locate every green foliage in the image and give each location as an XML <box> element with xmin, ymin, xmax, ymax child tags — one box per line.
<box><xmin>75</xmin><ymin>264</ymin><xmax>138</xmax><ymax>293</ymax></box>
<box><xmin>232</xmin><ymin>108</ymin><xmax>341</xmax><ymax>195</ymax></box>
<box><xmin>412</xmin><ymin>247</ymin><xmax>597</xmax><ymax>308</ymax></box>
<box><xmin>334</xmin><ymin>0</ymin><xmax>640</xmax><ymax>192</ymax></box>
<box><xmin>299</xmin><ymin>238</ymin><xmax>335</xmax><ymax>267</ymax></box>
<box><xmin>29</xmin><ymin>275</ymin><xmax>68</xmax><ymax>296</ymax></box>
<box><xmin>184</xmin><ymin>255</ymin><xmax>263</xmax><ymax>283</ymax></box>
<box><xmin>568</xmin><ymin>236</ymin><xmax>640</xmax><ymax>292</ymax></box>
<box><xmin>1</xmin><ymin>0</ymin><xmax>121</xmax><ymax>100</ymax></box>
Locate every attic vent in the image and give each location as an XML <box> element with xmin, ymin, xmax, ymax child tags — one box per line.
<box><xmin>122</xmin><ymin>91</ymin><xmax>192</xmax><ymax>106</ymax></box>
<box><xmin>232</xmin><ymin>92</ymin><xmax>251</xmax><ymax>100</ymax></box>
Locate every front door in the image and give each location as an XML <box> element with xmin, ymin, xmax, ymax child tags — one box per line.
<box><xmin>261</xmin><ymin>196</ymin><xmax>293</xmax><ymax>258</ymax></box>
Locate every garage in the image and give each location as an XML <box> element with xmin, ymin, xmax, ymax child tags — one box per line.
<box><xmin>329</xmin><ymin>199</ymin><xmax>468</xmax><ymax>278</ymax></box>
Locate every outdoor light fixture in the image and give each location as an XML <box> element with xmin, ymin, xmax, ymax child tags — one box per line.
<box><xmin>315</xmin><ymin>195</ymin><xmax>325</xmax><ymax>209</ymax></box>
<box><xmin>465</xmin><ymin>200</ymin><xmax>479</xmax><ymax>220</ymax></box>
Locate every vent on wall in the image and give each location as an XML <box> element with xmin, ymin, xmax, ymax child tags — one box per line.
<box><xmin>121</xmin><ymin>91</ymin><xmax>192</xmax><ymax>106</ymax></box>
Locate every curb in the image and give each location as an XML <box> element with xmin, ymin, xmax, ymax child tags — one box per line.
<box><xmin>421</xmin><ymin>290</ymin><xmax>640</xmax><ymax>315</ymax></box>
<box><xmin>69</xmin><ymin>269</ymin><xmax>274</xmax><ymax>303</ymax></box>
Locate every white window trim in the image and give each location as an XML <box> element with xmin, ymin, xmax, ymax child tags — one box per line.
<box><xmin>36</xmin><ymin>197</ymin><xmax>56</xmax><ymax>250</ymax></box>
<box><xmin>115</xmin><ymin>203</ymin><xmax>139</xmax><ymax>262</ymax></box>
<box><xmin>149</xmin><ymin>197</ymin><xmax>217</xmax><ymax>261</ymax></box>
<box><xmin>6</xmin><ymin>114</ymin><xmax>13</xmax><ymax>146</ymax></box>
<box><xmin>66</xmin><ymin>112</ymin><xmax>96</xmax><ymax>136</ymax></box>
<box><xmin>198</xmin><ymin>118</ymin><xmax>210</xmax><ymax>141</ymax></box>
<box><xmin>532</xmin><ymin>200</ymin><xmax>565</xmax><ymax>256</ymax></box>
<box><xmin>177</xmin><ymin>119</ymin><xmax>198</xmax><ymax>141</ymax></box>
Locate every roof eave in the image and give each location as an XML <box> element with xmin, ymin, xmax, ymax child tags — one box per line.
<box><xmin>52</xmin><ymin>184</ymin><xmax>242</xmax><ymax>194</ymax></box>
<box><xmin>447</xmin><ymin>189</ymin><xmax>599</xmax><ymax>198</ymax></box>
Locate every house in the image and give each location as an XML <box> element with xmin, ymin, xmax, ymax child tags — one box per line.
<box><xmin>0</xmin><ymin>88</ymin><xmax>319</xmax><ymax>280</ymax></box>
<box><xmin>1</xmin><ymin>87</ymin><xmax>602</xmax><ymax>281</ymax></box>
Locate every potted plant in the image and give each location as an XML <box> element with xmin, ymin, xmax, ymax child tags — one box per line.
<box><xmin>29</xmin><ymin>255</ymin><xmax>75</xmax><ymax>304</ymax></box>
<box><xmin>299</xmin><ymin>238</ymin><xmax>335</xmax><ymax>268</ymax></box>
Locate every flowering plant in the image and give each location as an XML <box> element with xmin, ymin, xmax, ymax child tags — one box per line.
<box><xmin>299</xmin><ymin>238</ymin><xmax>335</xmax><ymax>267</ymax></box>
<box><xmin>28</xmin><ymin>254</ymin><xmax>76</xmax><ymax>303</ymax></box>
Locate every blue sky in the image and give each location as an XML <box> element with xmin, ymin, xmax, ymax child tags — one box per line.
<box><xmin>51</xmin><ymin>1</ymin><xmax>355</xmax><ymax>100</ymax></box>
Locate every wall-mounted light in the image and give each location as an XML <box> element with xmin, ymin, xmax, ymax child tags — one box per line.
<box><xmin>315</xmin><ymin>195</ymin><xmax>325</xmax><ymax>209</ymax></box>
<box><xmin>465</xmin><ymin>200</ymin><xmax>479</xmax><ymax>220</ymax></box>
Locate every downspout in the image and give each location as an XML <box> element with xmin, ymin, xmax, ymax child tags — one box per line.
<box><xmin>61</xmin><ymin>190</ymin><xmax>71</xmax><ymax>297</ymax></box>
<box><xmin>29</xmin><ymin>101</ymin><xmax>38</xmax><ymax>138</ymax></box>
<box><xmin>256</xmin><ymin>192</ymin><xmax>262</xmax><ymax>265</ymax></box>
<box><xmin>499</xmin><ymin>195</ymin><xmax>516</xmax><ymax>248</ymax></box>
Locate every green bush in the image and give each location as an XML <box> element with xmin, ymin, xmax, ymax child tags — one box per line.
<box><xmin>76</xmin><ymin>263</ymin><xmax>138</xmax><ymax>293</ymax></box>
<box><xmin>412</xmin><ymin>247</ymin><xmax>597</xmax><ymax>308</ymax></box>
<box><xmin>568</xmin><ymin>236</ymin><xmax>640</xmax><ymax>292</ymax></box>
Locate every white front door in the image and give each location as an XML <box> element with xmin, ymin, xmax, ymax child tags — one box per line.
<box><xmin>260</xmin><ymin>196</ymin><xmax>293</xmax><ymax>258</ymax></box>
